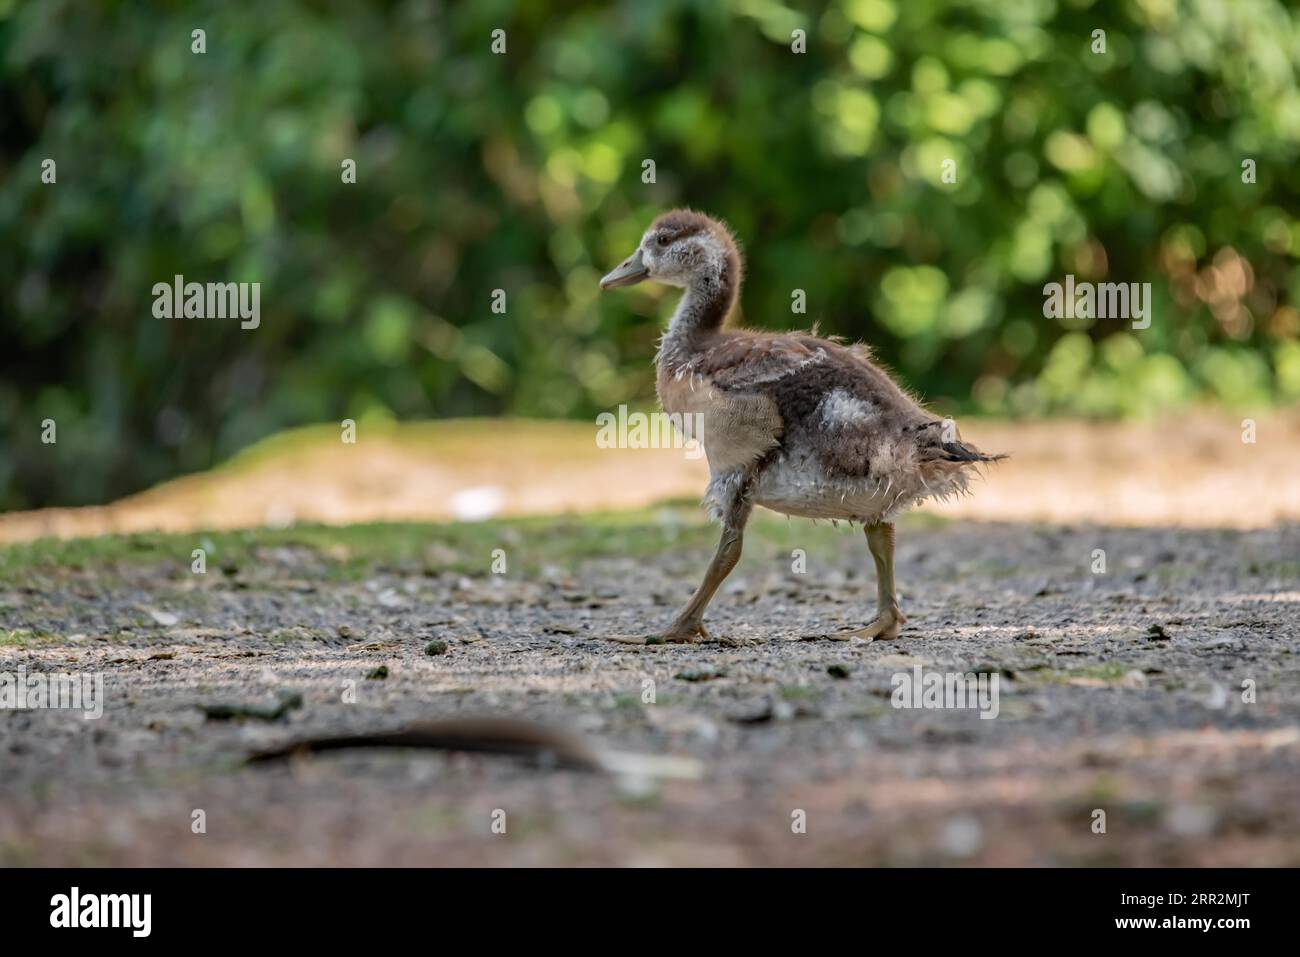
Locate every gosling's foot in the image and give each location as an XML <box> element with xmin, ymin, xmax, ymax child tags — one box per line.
<box><xmin>658</xmin><ymin>618</ymin><xmax>710</xmax><ymax>644</ymax></box>
<box><xmin>839</xmin><ymin>608</ymin><xmax>906</xmax><ymax>642</ymax></box>
<box><xmin>605</xmin><ymin>619</ymin><xmax>711</xmax><ymax>646</ymax></box>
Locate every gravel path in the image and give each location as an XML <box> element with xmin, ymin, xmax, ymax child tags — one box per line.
<box><xmin>2</xmin><ymin>518</ymin><xmax>1298</xmax><ymax>865</ymax></box>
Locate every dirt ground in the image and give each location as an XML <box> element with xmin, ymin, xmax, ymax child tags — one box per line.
<box><xmin>2</xmin><ymin>512</ymin><xmax>1297</xmax><ymax>866</ymax></box>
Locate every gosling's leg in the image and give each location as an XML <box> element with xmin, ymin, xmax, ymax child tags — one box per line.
<box><xmin>840</xmin><ymin>521</ymin><xmax>906</xmax><ymax>641</ymax></box>
<box><xmin>659</xmin><ymin>485</ymin><xmax>753</xmax><ymax>644</ymax></box>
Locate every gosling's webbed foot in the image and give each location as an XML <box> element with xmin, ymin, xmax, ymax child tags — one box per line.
<box><xmin>838</xmin><ymin>607</ymin><xmax>907</xmax><ymax>642</ymax></box>
<box><xmin>604</xmin><ymin>619</ymin><xmax>712</xmax><ymax>646</ymax></box>
<box><xmin>658</xmin><ymin>618</ymin><xmax>710</xmax><ymax>644</ymax></box>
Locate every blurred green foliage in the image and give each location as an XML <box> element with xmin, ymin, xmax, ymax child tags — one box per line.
<box><xmin>3</xmin><ymin>0</ymin><xmax>1300</xmax><ymax>509</ymax></box>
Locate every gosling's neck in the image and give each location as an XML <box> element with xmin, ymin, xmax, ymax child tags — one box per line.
<box><xmin>659</xmin><ymin>268</ymin><xmax>738</xmax><ymax>367</ymax></box>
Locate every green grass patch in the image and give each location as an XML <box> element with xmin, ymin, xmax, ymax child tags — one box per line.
<box><xmin>0</xmin><ymin>627</ymin><xmax>62</xmax><ymax>648</ymax></box>
<box><xmin>1246</xmin><ymin>559</ymin><xmax>1300</xmax><ymax>578</ymax></box>
<box><xmin>0</xmin><ymin>508</ymin><xmax>948</xmax><ymax>586</ymax></box>
<box><xmin>1037</xmin><ymin>661</ymin><xmax>1136</xmax><ymax>684</ymax></box>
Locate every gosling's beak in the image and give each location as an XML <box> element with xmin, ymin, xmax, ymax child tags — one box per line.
<box><xmin>599</xmin><ymin>249</ymin><xmax>649</xmax><ymax>289</ymax></box>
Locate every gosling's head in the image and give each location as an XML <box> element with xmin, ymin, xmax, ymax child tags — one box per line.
<box><xmin>600</xmin><ymin>209</ymin><xmax>741</xmax><ymax>292</ymax></box>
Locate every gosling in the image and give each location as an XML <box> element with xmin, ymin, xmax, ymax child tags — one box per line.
<box><xmin>600</xmin><ymin>209</ymin><xmax>1003</xmax><ymax>643</ymax></box>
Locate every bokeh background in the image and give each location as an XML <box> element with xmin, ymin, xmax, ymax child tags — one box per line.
<box><xmin>3</xmin><ymin>0</ymin><xmax>1300</xmax><ymax>512</ymax></box>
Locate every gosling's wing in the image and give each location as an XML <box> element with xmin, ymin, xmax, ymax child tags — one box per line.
<box><xmin>682</xmin><ymin>333</ymin><xmax>934</xmax><ymax>481</ymax></box>
<box><xmin>659</xmin><ymin>333</ymin><xmax>827</xmax><ymax>474</ymax></box>
<box><xmin>688</xmin><ymin>333</ymin><xmax>830</xmax><ymax>392</ymax></box>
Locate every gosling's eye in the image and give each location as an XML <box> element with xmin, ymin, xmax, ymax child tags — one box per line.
<box><xmin>657</xmin><ymin>234</ymin><xmax>671</xmax><ymax>247</ymax></box>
